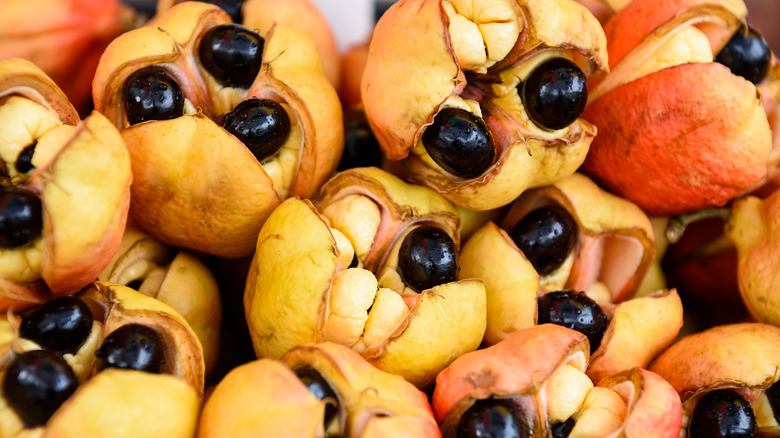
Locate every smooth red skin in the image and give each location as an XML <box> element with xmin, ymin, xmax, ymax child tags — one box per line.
<box><xmin>582</xmin><ymin>63</ymin><xmax>768</xmax><ymax>216</ymax></box>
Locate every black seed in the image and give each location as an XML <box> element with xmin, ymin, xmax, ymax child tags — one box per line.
<box><xmin>689</xmin><ymin>389</ymin><xmax>755</xmax><ymax>438</ymax></box>
<box><xmin>223</xmin><ymin>98</ymin><xmax>291</xmax><ymax>162</ymax></box>
<box><xmin>122</xmin><ymin>67</ymin><xmax>184</xmax><ymax>126</ymax></box>
<box><xmin>0</xmin><ymin>188</ymin><xmax>43</xmax><ymax>248</ymax></box>
<box><xmin>20</xmin><ymin>297</ymin><xmax>93</xmax><ymax>355</ymax></box>
<box><xmin>3</xmin><ymin>350</ymin><xmax>78</xmax><ymax>427</ymax></box>
<box><xmin>199</xmin><ymin>24</ymin><xmax>263</xmax><ymax>87</ymax></box>
<box><xmin>398</xmin><ymin>225</ymin><xmax>458</xmax><ymax>293</ymax></box>
<box><xmin>16</xmin><ymin>141</ymin><xmax>36</xmax><ymax>174</ymax></box>
<box><xmin>338</xmin><ymin>114</ymin><xmax>383</xmax><ymax>171</ymax></box>
<box><xmin>509</xmin><ymin>205</ymin><xmax>577</xmax><ymax>276</ymax></box>
<box><xmin>294</xmin><ymin>365</ymin><xmax>339</xmax><ymax>427</ymax></box>
<box><xmin>458</xmin><ymin>398</ymin><xmax>532</xmax><ymax>438</ymax></box>
<box><xmin>421</xmin><ymin>107</ymin><xmax>495</xmax><ymax>179</ymax></box>
<box><xmin>95</xmin><ymin>324</ymin><xmax>165</xmax><ymax>374</ymax></box>
<box><xmin>537</xmin><ymin>291</ymin><xmax>608</xmax><ymax>354</ymax></box>
<box><xmin>551</xmin><ymin>418</ymin><xmax>576</xmax><ymax>438</ymax></box>
<box><xmin>521</xmin><ymin>58</ymin><xmax>588</xmax><ymax>131</ymax></box>
<box><xmin>716</xmin><ymin>25</ymin><xmax>771</xmax><ymax>84</ymax></box>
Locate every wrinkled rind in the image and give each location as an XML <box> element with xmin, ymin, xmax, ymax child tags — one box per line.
<box><xmin>649</xmin><ymin>323</ymin><xmax>780</xmax><ymax>399</ymax></box>
<box><xmin>0</xmin><ymin>58</ymin><xmax>78</xmax><ymax>125</ymax></box>
<box><xmin>282</xmin><ymin>343</ymin><xmax>440</xmax><ymax>437</ymax></box>
<box><xmin>43</xmin><ymin>369</ymin><xmax>199</xmax><ymax>438</ymax></box>
<box><xmin>366</xmin><ymin>280</ymin><xmax>486</xmax><ymax>388</ymax></box>
<box><xmin>598</xmin><ymin>368</ymin><xmax>683</xmax><ymax>437</ymax></box>
<box><xmin>588</xmin><ymin>290</ymin><xmax>683</xmax><ymax>383</ymax></box>
<box><xmin>249</xmin><ymin>24</ymin><xmax>343</xmax><ymax>199</ymax></box>
<box><xmin>459</xmin><ymin>222</ymin><xmax>539</xmax><ymax>346</ymax></box>
<box><xmin>503</xmin><ymin>173</ymin><xmax>654</xmax><ymax>302</ymax></box>
<box><xmin>727</xmin><ymin>192</ymin><xmax>780</xmax><ymax>326</ymax></box>
<box><xmin>244</xmin><ymin>197</ymin><xmax>335</xmax><ymax>359</ymax></box>
<box><xmin>32</xmin><ymin>111</ymin><xmax>131</xmax><ymax>296</ymax></box>
<box><xmin>313</xmin><ymin>167</ymin><xmax>461</xmax><ymax>272</ymax></box>
<box><xmin>433</xmin><ymin>324</ymin><xmax>588</xmax><ymax>426</ymax></box>
<box><xmin>121</xmin><ymin>115</ymin><xmax>280</xmax><ymax>257</ymax></box>
<box><xmin>198</xmin><ymin>359</ymin><xmax>324</xmax><ymax>438</ymax></box>
<box><xmin>583</xmin><ymin>62</ymin><xmax>771</xmax><ymax>216</ymax></box>
<box><xmin>85</xmin><ymin>282</ymin><xmax>206</xmax><ymax>401</ymax></box>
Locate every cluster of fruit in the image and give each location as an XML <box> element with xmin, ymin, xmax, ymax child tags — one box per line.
<box><xmin>0</xmin><ymin>0</ymin><xmax>778</xmax><ymax>436</ymax></box>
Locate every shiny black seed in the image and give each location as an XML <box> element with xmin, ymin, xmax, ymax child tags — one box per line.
<box><xmin>95</xmin><ymin>324</ymin><xmax>165</xmax><ymax>374</ymax></box>
<box><xmin>122</xmin><ymin>67</ymin><xmax>184</xmax><ymax>126</ymax></box>
<box><xmin>421</xmin><ymin>107</ymin><xmax>495</xmax><ymax>179</ymax></box>
<box><xmin>3</xmin><ymin>350</ymin><xmax>78</xmax><ymax>427</ymax></box>
<box><xmin>199</xmin><ymin>24</ymin><xmax>263</xmax><ymax>87</ymax></box>
<box><xmin>16</xmin><ymin>141</ymin><xmax>36</xmax><ymax>174</ymax></box>
<box><xmin>295</xmin><ymin>365</ymin><xmax>339</xmax><ymax>427</ymax></box>
<box><xmin>716</xmin><ymin>25</ymin><xmax>771</xmax><ymax>84</ymax></box>
<box><xmin>509</xmin><ymin>205</ymin><xmax>577</xmax><ymax>276</ymax></box>
<box><xmin>689</xmin><ymin>389</ymin><xmax>755</xmax><ymax>438</ymax></box>
<box><xmin>521</xmin><ymin>58</ymin><xmax>588</xmax><ymax>131</ymax></box>
<box><xmin>196</xmin><ymin>0</ymin><xmax>244</xmax><ymax>23</ymax></box>
<box><xmin>537</xmin><ymin>291</ymin><xmax>608</xmax><ymax>354</ymax></box>
<box><xmin>551</xmin><ymin>418</ymin><xmax>576</xmax><ymax>438</ymax></box>
<box><xmin>223</xmin><ymin>98</ymin><xmax>290</xmax><ymax>162</ymax></box>
<box><xmin>398</xmin><ymin>225</ymin><xmax>459</xmax><ymax>293</ymax></box>
<box><xmin>338</xmin><ymin>114</ymin><xmax>383</xmax><ymax>171</ymax></box>
<box><xmin>458</xmin><ymin>398</ymin><xmax>532</xmax><ymax>438</ymax></box>
<box><xmin>20</xmin><ymin>297</ymin><xmax>93</xmax><ymax>355</ymax></box>
<box><xmin>767</xmin><ymin>380</ymin><xmax>780</xmax><ymax>423</ymax></box>
<box><xmin>0</xmin><ymin>188</ymin><xmax>43</xmax><ymax>248</ymax></box>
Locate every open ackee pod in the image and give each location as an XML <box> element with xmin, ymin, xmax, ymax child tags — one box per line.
<box><xmin>0</xmin><ymin>58</ymin><xmax>131</xmax><ymax>311</ymax></box>
<box><xmin>199</xmin><ymin>342</ymin><xmax>440</xmax><ymax>438</ymax></box>
<box><xmin>99</xmin><ymin>220</ymin><xmax>221</xmax><ymax>377</ymax></box>
<box><xmin>244</xmin><ymin>168</ymin><xmax>486</xmax><ymax>388</ymax></box>
<box><xmin>93</xmin><ymin>2</ymin><xmax>342</xmax><ymax>257</ymax></box>
<box><xmin>433</xmin><ymin>324</ymin><xmax>682</xmax><ymax>437</ymax></box>
<box><xmin>155</xmin><ymin>0</ymin><xmax>340</xmax><ymax>86</ymax></box>
<box><xmin>650</xmin><ymin>323</ymin><xmax>780</xmax><ymax>436</ymax></box>
<box><xmin>0</xmin><ymin>282</ymin><xmax>203</xmax><ymax>437</ymax></box>
<box><xmin>361</xmin><ymin>0</ymin><xmax>608</xmax><ymax>210</ymax></box>
<box><xmin>582</xmin><ymin>0</ymin><xmax>773</xmax><ymax>216</ymax></box>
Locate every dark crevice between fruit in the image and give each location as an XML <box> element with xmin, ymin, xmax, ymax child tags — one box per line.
<box><xmin>551</xmin><ymin>417</ymin><xmax>576</xmax><ymax>438</ymax></box>
<box><xmin>196</xmin><ymin>0</ymin><xmax>245</xmax><ymax>24</ymax></box>
<box><xmin>397</xmin><ymin>225</ymin><xmax>459</xmax><ymax>293</ymax></box>
<box><xmin>16</xmin><ymin>140</ymin><xmax>36</xmax><ymax>174</ymax></box>
<box><xmin>338</xmin><ymin>110</ymin><xmax>383</xmax><ymax>171</ymax></box>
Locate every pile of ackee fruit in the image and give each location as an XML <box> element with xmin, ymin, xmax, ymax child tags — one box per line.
<box><xmin>0</xmin><ymin>0</ymin><xmax>779</xmax><ymax>436</ymax></box>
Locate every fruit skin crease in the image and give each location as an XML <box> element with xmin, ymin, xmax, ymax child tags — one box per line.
<box><xmin>244</xmin><ymin>168</ymin><xmax>487</xmax><ymax>388</ymax></box>
<box><xmin>92</xmin><ymin>2</ymin><xmax>342</xmax><ymax>258</ymax></box>
<box><xmin>360</xmin><ymin>0</ymin><xmax>609</xmax><ymax>211</ymax></box>
<box><xmin>0</xmin><ymin>58</ymin><xmax>132</xmax><ymax>311</ymax></box>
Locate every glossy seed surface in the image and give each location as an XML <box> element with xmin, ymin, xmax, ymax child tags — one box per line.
<box><xmin>295</xmin><ymin>365</ymin><xmax>339</xmax><ymax>426</ymax></box>
<box><xmin>20</xmin><ymin>297</ymin><xmax>93</xmax><ymax>355</ymax></box>
<box><xmin>458</xmin><ymin>398</ymin><xmax>532</xmax><ymax>438</ymax></box>
<box><xmin>398</xmin><ymin>225</ymin><xmax>459</xmax><ymax>293</ymax></box>
<box><xmin>421</xmin><ymin>107</ymin><xmax>495</xmax><ymax>179</ymax></box>
<box><xmin>95</xmin><ymin>324</ymin><xmax>165</xmax><ymax>374</ymax></box>
<box><xmin>3</xmin><ymin>350</ymin><xmax>78</xmax><ymax>427</ymax></box>
<box><xmin>689</xmin><ymin>389</ymin><xmax>755</xmax><ymax>438</ymax></box>
<box><xmin>716</xmin><ymin>26</ymin><xmax>771</xmax><ymax>84</ymax></box>
<box><xmin>223</xmin><ymin>98</ymin><xmax>291</xmax><ymax>162</ymax></box>
<box><xmin>199</xmin><ymin>24</ymin><xmax>263</xmax><ymax>87</ymax></box>
<box><xmin>537</xmin><ymin>291</ymin><xmax>608</xmax><ymax>354</ymax></box>
<box><xmin>509</xmin><ymin>205</ymin><xmax>577</xmax><ymax>276</ymax></box>
<box><xmin>122</xmin><ymin>67</ymin><xmax>184</xmax><ymax>126</ymax></box>
<box><xmin>0</xmin><ymin>188</ymin><xmax>43</xmax><ymax>248</ymax></box>
<box><xmin>521</xmin><ymin>58</ymin><xmax>587</xmax><ymax>131</ymax></box>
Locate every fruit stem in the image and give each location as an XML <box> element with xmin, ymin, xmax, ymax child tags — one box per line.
<box><xmin>665</xmin><ymin>207</ymin><xmax>731</xmax><ymax>244</ymax></box>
